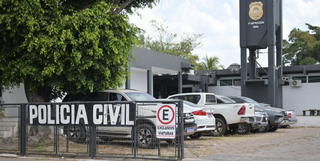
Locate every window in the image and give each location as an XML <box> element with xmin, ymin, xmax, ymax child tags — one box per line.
<box><xmin>206</xmin><ymin>95</ymin><xmax>216</xmax><ymax>104</ymax></box>
<box><xmin>63</xmin><ymin>93</ymin><xmax>86</xmax><ymax>101</ymax></box>
<box><xmin>185</xmin><ymin>95</ymin><xmax>201</xmax><ymax>104</ymax></box>
<box><xmin>109</xmin><ymin>93</ymin><xmax>127</xmax><ymax>101</ymax></box>
<box><xmin>85</xmin><ymin>92</ymin><xmax>109</xmax><ymax>101</ymax></box>
<box><xmin>169</xmin><ymin>95</ymin><xmax>201</xmax><ymax>104</ymax></box>
<box><xmin>220</xmin><ymin>79</ymin><xmax>232</xmax><ymax>86</ymax></box>
<box><xmin>233</xmin><ymin>79</ymin><xmax>241</xmax><ymax>86</ymax></box>
<box><xmin>124</xmin><ymin>92</ymin><xmax>155</xmax><ymax>101</ymax></box>
<box><xmin>218</xmin><ymin>96</ymin><xmax>235</xmax><ymax>103</ymax></box>
<box><xmin>292</xmin><ymin>76</ymin><xmax>306</xmax><ymax>83</ymax></box>
<box><xmin>170</xmin><ymin>96</ymin><xmax>185</xmax><ymax>100</ymax></box>
<box><xmin>308</xmin><ymin>76</ymin><xmax>320</xmax><ymax>83</ymax></box>
<box><xmin>217</xmin><ymin>99</ymin><xmax>224</xmax><ymax>104</ymax></box>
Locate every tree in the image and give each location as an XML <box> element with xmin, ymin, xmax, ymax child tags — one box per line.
<box><xmin>283</xmin><ymin>23</ymin><xmax>320</xmax><ymax>66</ymax></box>
<box><xmin>196</xmin><ymin>54</ymin><xmax>225</xmax><ymax>70</ymax></box>
<box><xmin>0</xmin><ymin>0</ymin><xmax>159</xmax><ymax>137</ymax></box>
<box><xmin>138</xmin><ymin>20</ymin><xmax>202</xmax><ymax>65</ymax></box>
<box><xmin>0</xmin><ymin>0</ymin><xmax>159</xmax><ymax>103</ymax></box>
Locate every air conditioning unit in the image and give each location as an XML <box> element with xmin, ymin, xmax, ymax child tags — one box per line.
<box><xmin>291</xmin><ymin>80</ymin><xmax>302</xmax><ymax>87</ymax></box>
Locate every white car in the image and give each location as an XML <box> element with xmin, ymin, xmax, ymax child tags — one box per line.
<box><xmin>164</xmin><ymin>99</ymin><xmax>216</xmax><ymax>139</ymax></box>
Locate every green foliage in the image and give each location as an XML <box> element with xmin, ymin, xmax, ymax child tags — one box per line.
<box><xmin>0</xmin><ymin>0</ymin><xmax>156</xmax><ymax>101</ymax></box>
<box><xmin>283</xmin><ymin>23</ymin><xmax>320</xmax><ymax>66</ymax></box>
<box><xmin>138</xmin><ymin>20</ymin><xmax>202</xmax><ymax>65</ymax></box>
<box><xmin>0</xmin><ymin>108</ymin><xmax>4</xmax><ymax>118</ymax></box>
<box><xmin>196</xmin><ymin>54</ymin><xmax>225</xmax><ymax>70</ymax></box>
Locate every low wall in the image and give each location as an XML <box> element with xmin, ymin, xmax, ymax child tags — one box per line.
<box><xmin>291</xmin><ymin>116</ymin><xmax>320</xmax><ymax>127</ymax></box>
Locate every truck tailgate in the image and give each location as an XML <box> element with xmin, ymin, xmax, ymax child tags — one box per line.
<box><xmin>202</xmin><ymin>107</ymin><xmax>214</xmax><ymax>114</ymax></box>
<box><xmin>243</xmin><ymin>103</ymin><xmax>255</xmax><ymax>117</ymax></box>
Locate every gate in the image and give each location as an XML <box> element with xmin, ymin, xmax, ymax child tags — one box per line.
<box><xmin>0</xmin><ymin>100</ymin><xmax>185</xmax><ymax>160</ymax></box>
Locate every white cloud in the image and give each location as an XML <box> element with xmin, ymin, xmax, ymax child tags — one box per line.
<box><xmin>283</xmin><ymin>0</ymin><xmax>320</xmax><ymax>38</ymax></box>
<box><xmin>129</xmin><ymin>0</ymin><xmax>320</xmax><ymax>68</ymax></box>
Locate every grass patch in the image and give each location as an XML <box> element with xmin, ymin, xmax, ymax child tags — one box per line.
<box><xmin>37</xmin><ymin>147</ymin><xmax>47</xmax><ymax>152</ymax></box>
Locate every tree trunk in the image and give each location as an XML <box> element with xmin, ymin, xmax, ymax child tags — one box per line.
<box><xmin>24</xmin><ymin>77</ymin><xmax>52</xmax><ymax>138</ymax></box>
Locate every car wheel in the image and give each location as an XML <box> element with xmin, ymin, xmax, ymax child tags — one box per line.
<box><xmin>210</xmin><ymin>118</ymin><xmax>227</xmax><ymax>136</ymax></box>
<box><xmin>269</xmin><ymin>126</ymin><xmax>278</xmax><ymax>132</ymax></box>
<box><xmin>236</xmin><ymin>124</ymin><xmax>252</xmax><ymax>134</ymax></box>
<box><xmin>189</xmin><ymin>132</ymin><xmax>202</xmax><ymax>139</ymax></box>
<box><xmin>137</xmin><ymin>124</ymin><xmax>156</xmax><ymax>149</ymax></box>
<box><xmin>64</xmin><ymin>125</ymin><xmax>86</xmax><ymax>143</ymax></box>
<box><xmin>258</xmin><ymin>123</ymin><xmax>270</xmax><ymax>133</ymax></box>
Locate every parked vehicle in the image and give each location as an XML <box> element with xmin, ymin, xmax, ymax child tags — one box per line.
<box><xmin>167</xmin><ymin>93</ymin><xmax>256</xmax><ymax>136</ymax></box>
<box><xmin>282</xmin><ymin>110</ymin><xmax>298</xmax><ymax>127</ymax></box>
<box><xmin>167</xmin><ymin>100</ymin><xmax>216</xmax><ymax>139</ymax></box>
<box><xmin>227</xmin><ymin>96</ymin><xmax>285</xmax><ymax>132</ymax></box>
<box><xmin>260</xmin><ymin>103</ymin><xmax>298</xmax><ymax>127</ymax></box>
<box><xmin>63</xmin><ymin>89</ymin><xmax>197</xmax><ymax>148</ymax></box>
<box><xmin>215</xmin><ymin>95</ymin><xmax>268</xmax><ymax>134</ymax></box>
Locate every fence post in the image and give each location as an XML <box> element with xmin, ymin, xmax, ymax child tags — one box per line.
<box><xmin>178</xmin><ymin>100</ymin><xmax>184</xmax><ymax>159</ymax></box>
<box><xmin>89</xmin><ymin>125</ymin><xmax>97</xmax><ymax>159</ymax></box>
<box><xmin>20</xmin><ymin>104</ymin><xmax>27</xmax><ymax>156</ymax></box>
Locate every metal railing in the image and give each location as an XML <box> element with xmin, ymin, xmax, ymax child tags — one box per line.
<box><xmin>0</xmin><ymin>100</ymin><xmax>184</xmax><ymax>160</ymax></box>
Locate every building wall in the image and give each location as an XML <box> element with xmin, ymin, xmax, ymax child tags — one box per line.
<box><xmin>208</xmin><ymin>86</ymin><xmax>241</xmax><ymax>96</ymax></box>
<box><xmin>282</xmin><ymin>83</ymin><xmax>320</xmax><ymax>115</ymax></box>
<box><xmin>209</xmin><ymin>78</ymin><xmax>320</xmax><ymax>116</ymax></box>
<box><xmin>130</xmin><ymin>69</ymin><xmax>148</xmax><ymax>93</ymax></box>
<box><xmin>1</xmin><ymin>83</ymin><xmax>27</xmax><ymax>117</ymax></box>
<box><xmin>2</xmin><ymin>83</ymin><xmax>27</xmax><ymax>103</ymax></box>
<box><xmin>208</xmin><ymin>77</ymin><xmax>241</xmax><ymax>96</ymax></box>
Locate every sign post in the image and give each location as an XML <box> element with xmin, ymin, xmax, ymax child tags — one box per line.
<box><xmin>156</xmin><ymin>104</ymin><xmax>176</xmax><ymax>139</ymax></box>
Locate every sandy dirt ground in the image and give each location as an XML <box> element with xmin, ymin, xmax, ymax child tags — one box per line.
<box><xmin>1</xmin><ymin>127</ymin><xmax>320</xmax><ymax>161</ymax></box>
<box><xmin>183</xmin><ymin>127</ymin><xmax>320</xmax><ymax>161</ymax></box>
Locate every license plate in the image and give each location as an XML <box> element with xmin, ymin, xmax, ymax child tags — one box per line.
<box><xmin>208</xmin><ymin>113</ymin><xmax>213</xmax><ymax>118</ymax></box>
<box><xmin>186</xmin><ymin>127</ymin><xmax>194</xmax><ymax>133</ymax></box>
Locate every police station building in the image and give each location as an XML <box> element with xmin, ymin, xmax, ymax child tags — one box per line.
<box><xmin>1</xmin><ymin>47</ymin><xmax>320</xmax><ymax>116</ymax></box>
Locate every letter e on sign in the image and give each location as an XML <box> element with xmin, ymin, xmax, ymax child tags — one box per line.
<box><xmin>156</xmin><ymin>104</ymin><xmax>176</xmax><ymax>139</ymax></box>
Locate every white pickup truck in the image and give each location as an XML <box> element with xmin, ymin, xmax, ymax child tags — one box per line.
<box><xmin>167</xmin><ymin>92</ymin><xmax>256</xmax><ymax>136</ymax></box>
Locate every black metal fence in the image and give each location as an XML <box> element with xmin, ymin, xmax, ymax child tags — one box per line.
<box><xmin>0</xmin><ymin>100</ymin><xmax>185</xmax><ymax>160</ymax></box>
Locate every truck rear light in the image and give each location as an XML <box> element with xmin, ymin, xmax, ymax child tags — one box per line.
<box><xmin>238</xmin><ymin>105</ymin><xmax>246</xmax><ymax>115</ymax></box>
<box><xmin>288</xmin><ymin>113</ymin><xmax>292</xmax><ymax>118</ymax></box>
<box><xmin>192</xmin><ymin>110</ymin><xmax>207</xmax><ymax>116</ymax></box>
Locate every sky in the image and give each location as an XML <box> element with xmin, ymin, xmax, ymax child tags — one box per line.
<box><xmin>129</xmin><ymin>0</ymin><xmax>320</xmax><ymax>68</ymax></box>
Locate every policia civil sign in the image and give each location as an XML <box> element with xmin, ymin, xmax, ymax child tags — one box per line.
<box><xmin>28</xmin><ymin>103</ymin><xmax>136</xmax><ymax>126</ymax></box>
<box><xmin>156</xmin><ymin>104</ymin><xmax>176</xmax><ymax>139</ymax></box>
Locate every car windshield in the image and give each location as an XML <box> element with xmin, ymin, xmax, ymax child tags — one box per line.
<box><xmin>124</xmin><ymin>92</ymin><xmax>156</xmax><ymax>101</ymax></box>
<box><xmin>183</xmin><ymin>100</ymin><xmax>201</xmax><ymax>108</ymax></box>
<box><xmin>219</xmin><ymin>96</ymin><xmax>235</xmax><ymax>103</ymax></box>
<box><xmin>242</xmin><ymin>97</ymin><xmax>261</xmax><ymax>107</ymax></box>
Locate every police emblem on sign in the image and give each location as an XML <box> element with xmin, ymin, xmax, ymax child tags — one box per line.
<box><xmin>249</xmin><ymin>2</ymin><xmax>263</xmax><ymax>21</ymax></box>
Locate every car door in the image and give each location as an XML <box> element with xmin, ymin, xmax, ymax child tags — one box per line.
<box><xmin>98</xmin><ymin>92</ymin><xmax>132</xmax><ymax>134</ymax></box>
